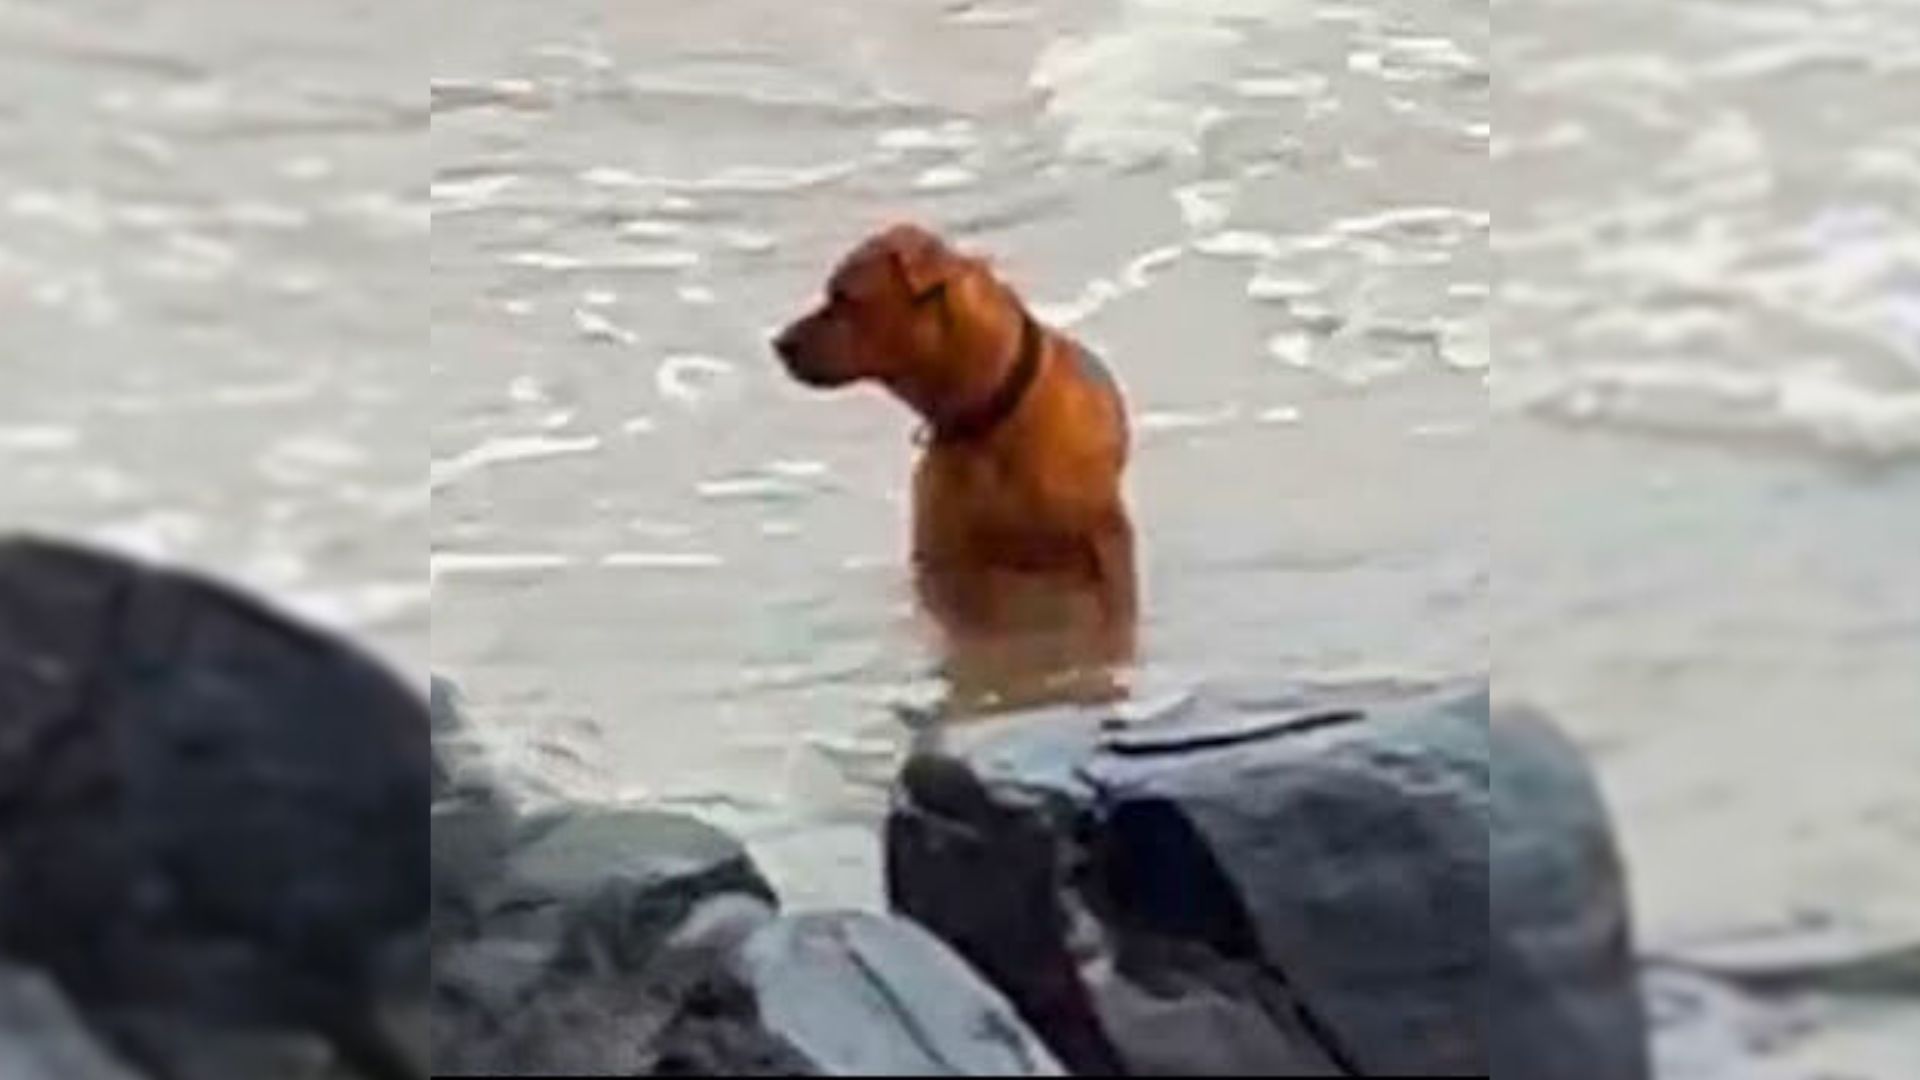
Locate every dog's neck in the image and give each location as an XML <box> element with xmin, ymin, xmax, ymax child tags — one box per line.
<box><xmin>920</xmin><ymin>307</ymin><xmax>1044</xmax><ymax>445</ymax></box>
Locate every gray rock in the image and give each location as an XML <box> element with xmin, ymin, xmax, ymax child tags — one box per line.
<box><xmin>0</xmin><ymin>537</ymin><xmax>429</xmax><ymax>1079</ymax></box>
<box><xmin>1493</xmin><ymin>704</ymin><xmax>1650</xmax><ymax>1080</ymax></box>
<box><xmin>429</xmin><ymin>676</ymin><xmax>520</xmax><ymax>940</ymax></box>
<box><xmin>887</xmin><ymin>680</ymin><xmax>1498</xmax><ymax>1075</ymax></box>
<box><xmin>654</xmin><ymin>912</ymin><xmax>1065</xmax><ymax>1076</ymax></box>
<box><xmin>427</xmin><ymin>707</ymin><xmax>786</xmax><ymax>1078</ymax></box>
<box><xmin>429</xmin><ymin>677</ymin><xmax>1065</xmax><ymax>1077</ymax></box>
<box><xmin>0</xmin><ymin>964</ymin><xmax>142</xmax><ymax>1080</ymax></box>
<box><xmin>475</xmin><ymin>807</ymin><xmax>779</xmax><ymax>973</ymax></box>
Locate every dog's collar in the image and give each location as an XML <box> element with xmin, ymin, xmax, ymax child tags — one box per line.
<box><xmin>924</xmin><ymin>310</ymin><xmax>1044</xmax><ymax>445</ymax></box>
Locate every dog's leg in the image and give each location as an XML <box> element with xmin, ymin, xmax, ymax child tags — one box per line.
<box><xmin>1088</xmin><ymin>514</ymin><xmax>1138</xmax><ymax>653</ymax></box>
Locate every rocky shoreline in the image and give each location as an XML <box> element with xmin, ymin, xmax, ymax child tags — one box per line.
<box><xmin>27</xmin><ymin>536</ymin><xmax>1876</xmax><ymax>1077</ymax></box>
<box><xmin>432</xmin><ymin>664</ymin><xmax>1658</xmax><ymax>1076</ymax></box>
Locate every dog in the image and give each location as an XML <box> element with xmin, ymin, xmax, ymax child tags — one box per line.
<box><xmin>774</xmin><ymin>224</ymin><xmax>1136</xmax><ymax>710</ymax></box>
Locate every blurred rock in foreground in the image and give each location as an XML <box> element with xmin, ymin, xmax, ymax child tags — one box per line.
<box><xmin>0</xmin><ymin>536</ymin><xmax>428</xmax><ymax>1080</ymax></box>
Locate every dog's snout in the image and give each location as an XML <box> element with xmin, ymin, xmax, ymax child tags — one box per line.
<box><xmin>772</xmin><ymin>323</ymin><xmax>802</xmax><ymax>362</ymax></box>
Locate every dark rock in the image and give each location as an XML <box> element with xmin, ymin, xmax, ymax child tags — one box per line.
<box><xmin>0</xmin><ymin>536</ymin><xmax>430</xmax><ymax>1079</ymax></box>
<box><xmin>887</xmin><ymin>680</ymin><xmax>1496</xmax><ymax>1075</ymax></box>
<box><xmin>1492</xmin><ymin>704</ymin><xmax>1650</xmax><ymax>1080</ymax></box>
<box><xmin>429</xmin><ymin>677</ymin><xmax>1065</xmax><ymax>1077</ymax></box>
<box><xmin>428</xmin><ymin>773</ymin><xmax>784</xmax><ymax>1074</ymax></box>
<box><xmin>654</xmin><ymin>911</ymin><xmax>1066</xmax><ymax>1076</ymax></box>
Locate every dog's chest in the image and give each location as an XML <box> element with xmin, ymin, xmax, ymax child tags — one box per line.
<box><xmin>912</xmin><ymin>449</ymin><xmax>1091</xmax><ymax>568</ymax></box>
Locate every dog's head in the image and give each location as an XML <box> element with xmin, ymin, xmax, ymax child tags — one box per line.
<box><xmin>773</xmin><ymin>223</ymin><xmax>1000</xmax><ymax>389</ymax></box>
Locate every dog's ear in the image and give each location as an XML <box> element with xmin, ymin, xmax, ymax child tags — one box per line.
<box><xmin>886</xmin><ymin>226</ymin><xmax>959</xmax><ymax>300</ymax></box>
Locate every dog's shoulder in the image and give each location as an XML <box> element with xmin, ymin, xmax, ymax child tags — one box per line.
<box><xmin>1065</xmin><ymin>340</ymin><xmax>1129</xmax><ymax>450</ymax></box>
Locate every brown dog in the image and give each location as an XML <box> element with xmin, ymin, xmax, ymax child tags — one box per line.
<box><xmin>774</xmin><ymin>224</ymin><xmax>1136</xmax><ymax>709</ymax></box>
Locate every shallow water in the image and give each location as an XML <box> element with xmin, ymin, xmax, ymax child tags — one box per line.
<box><xmin>0</xmin><ymin>0</ymin><xmax>429</xmax><ymax>670</ymax></box>
<box><xmin>4</xmin><ymin>0</ymin><xmax>1913</xmax><ymax>1072</ymax></box>
<box><xmin>428</xmin><ymin>0</ymin><xmax>1489</xmax><ymax>902</ymax></box>
<box><xmin>1499</xmin><ymin>0</ymin><xmax>1920</xmax><ymax>1073</ymax></box>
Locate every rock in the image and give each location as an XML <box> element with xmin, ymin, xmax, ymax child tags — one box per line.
<box><xmin>473</xmin><ymin>807</ymin><xmax>779</xmax><ymax>972</ymax></box>
<box><xmin>428</xmin><ymin>779</ymin><xmax>784</xmax><ymax>1073</ymax></box>
<box><xmin>429</xmin><ymin>676</ymin><xmax>517</xmax><ymax>940</ymax></box>
<box><xmin>0</xmin><ymin>536</ymin><xmax>429</xmax><ymax>1080</ymax></box>
<box><xmin>887</xmin><ymin>680</ymin><xmax>1496</xmax><ymax>1075</ymax></box>
<box><xmin>429</xmin><ymin>678</ymin><xmax>1063</xmax><ymax>1077</ymax></box>
<box><xmin>654</xmin><ymin>912</ymin><xmax>1066</xmax><ymax>1076</ymax></box>
<box><xmin>0</xmin><ymin>963</ymin><xmax>142</xmax><ymax>1080</ymax></box>
<box><xmin>1493</xmin><ymin>704</ymin><xmax>1650</xmax><ymax>1080</ymax></box>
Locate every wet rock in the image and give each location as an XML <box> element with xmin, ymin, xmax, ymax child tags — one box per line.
<box><xmin>887</xmin><ymin>680</ymin><xmax>1496</xmax><ymax>1075</ymax></box>
<box><xmin>429</xmin><ymin>676</ymin><xmax>521</xmax><ymax>940</ymax></box>
<box><xmin>0</xmin><ymin>963</ymin><xmax>141</xmax><ymax>1080</ymax></box>
<box><xmin>1493</xmin><ymin>704</ymin><xmax>1651</xmax><ymax>1080</ymax></box>
<box><xmin>0</xmin><ymin>536</ymin><xmax>430</xmax><ymax>1079</ymax></box>
<box><xmin>430</xmin><ymin>799</ymin><xmax>783</xmax><ymax>1073</ymax></box>
<box><xmin>430</xmin><ymin>678</ymin><xmax>1065</xmax><ymax>1076</ymax></box>
<box><xmin>430</xmin><ymin>680</ymin><xmax>786</xmax><ymax>1074</ymax></box>
<box><xmin>654</xmin><ymin>911</ymin><xmax>1065</xmax><ymax>1076</ymax></box>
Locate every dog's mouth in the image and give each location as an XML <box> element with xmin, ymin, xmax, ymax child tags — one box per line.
<box><xmin>773</xmin><ymin>328</ymin><xmax>860</xmax><ymax>388</ymax></box>
<box><xmin>783</xmin><ymin>357</ymin><xmax>852</xmax><ymax>388</ymax></box>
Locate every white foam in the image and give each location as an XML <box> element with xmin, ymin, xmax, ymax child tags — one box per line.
<box><xmin>877</xmin><ymin>122</ymin><xmax>978</xmax><ymax>152</ymax></box>
<box><xmin>85</xmin><ymin>511</ymin><xmax>206</xmax><ymax>563</ymax></box>
<box><xmin>1505</xmin><ymin>363</ymin><xmax>1920</xmax><ymax>461</ymax></box>
<box><xmin>913</xmin><ymin>165</ymin><xmax>978</xmax><ymax>192</ymax></box>
<box><xmin>718</xmin><ymin>228</ymin><xmax>778</xmax><ymax>254</ymax></box>
<box><xmin>431</xmin><ymin>552</ymin><xmax>573</xmax><ymax>580</ymax></box>
<box><xmin>503</xmin><ymin>251</ymin><xmax>586</xmax><ymax>272</ymax></box>
<box><xmin>580</xmin><ymin>166</ymin><xmax>650</xmax><ymax>189</ymax></box>
<box><xmin>1234</xmin><ymin>73</ymin><xmax>1328</xmax><ymax>100</ymax></box>
<box><xmin>691</xmin><ymin>162</ymin><xmax>858</xmax><ymax>194</ymax></box>
<box><xmin>1031</xmin><ymin>277</ymin><xmax>1122</xmax><ymax>327</ymax></box>
<box><xmin>573</xmin><ymin>307</ymin><xmax>638</xmax><ymax>346</ymax></box>
<box><xmin>507</xmin><ymin>375</ymin><xmax>546</xmax><ymax>404</ymax></box>
<box><xmin>767</xmin><ymin>459</ymin><xmax>831</xmax><ymax>479</ymax></box>
<box><xmin>259</xmin><ymin>434</ymin><xmax>367</xmax><ymax>483</ymax></box>
<box><xmin>1121</xmin><ymin>244</ymin><xmax>1184</xmax><ymax>288</ymax></box>
<box><xmin>431</xmin><ymin>434</ymin><xmax>603</xmax><ymax>489</ymax></box>
<box><xmin>281</xmin><ymin>582</ymin><xmax>429</xmax><ymax>633</ymax></box>
<box><xmin>947</xmin><ymin>2</ymin><xmax>1037</xmax><ymax>26</ymax></box>
<box><xmin>0</xmin><ymin>425</ymin><xmax>81</xmax><ymax>452</ymax></box>
<box><xmin>617</xmin><ymin>219</ymin><xmax>688</xmax><ymax>242</ymax></box>
<box><xmin>656</xmin><ymin>354</ymin><xmax>739</xmax><ymax>408</ymax></box>
<box><xmin>1173</xmin><ymin>180</ymin><xmax>1236</xmax><ymax>232</ymax></box>
<box><xmin>1267</xmin><ymin>331</ymin><xmax>1315</xmax><ymax>368</ymax></box>
<box><xmin>504</xmin><ymin>249</ymin><xmax>699</xmax><ymax>272</ymax></box>
<box><xmin>1031</xmin><ymin>16</ymin><xmax>1242</xmax><ymax>166</ymax></box>
<box><xmin>697</xmin><ymin>475</ymin><xmax>810</xmax><ymax>502</ymax></box>
<box><xmin>1247</xmin><ymin>274</ymin><xmax>1318</xmax><ymax>304</ymax></box>
<box><xmin>1138</xmin><ymin>405</ymin><xmax>1241</xmax><ymax>433</ymax></box>
<box><xmin>1191</xmin><ymin>229</ymin><xmax>1283</xmax><ymax>260</ymax></box>
<box><xmin>600</xmin><ymin>551</ymin><xmax>724</xmax><ymax>570</ymax></box>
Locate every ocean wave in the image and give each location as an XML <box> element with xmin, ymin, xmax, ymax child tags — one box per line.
<box><xmin>1502</xmin><ymin>362</ymin><xmax>1920</xmax><ymax>462</ymax></box>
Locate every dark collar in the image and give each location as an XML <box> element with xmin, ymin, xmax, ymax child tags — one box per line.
<box><xmin>927</xmin><ymin>310</ymin><xmax>1044</xmax><ymax>444</ymax></box>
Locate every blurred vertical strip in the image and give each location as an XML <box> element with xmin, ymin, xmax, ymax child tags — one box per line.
<box><xmin>1496</xmin><ymin>0</ymin><xmax>1920</xmax><ymax>1075</ymax></box>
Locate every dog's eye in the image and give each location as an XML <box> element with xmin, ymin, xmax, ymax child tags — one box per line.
<box><xmin>913</xmin><ymin>282</ymin><xmax>948</xmax><ymax>309</ymax></box>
